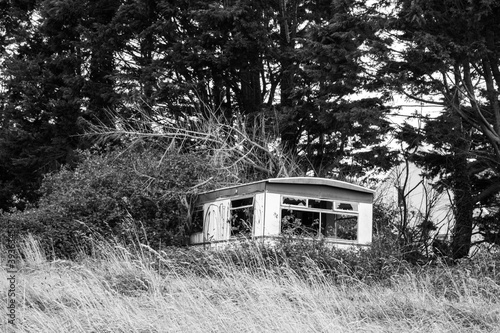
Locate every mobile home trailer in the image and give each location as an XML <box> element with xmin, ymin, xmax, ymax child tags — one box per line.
<box><xmin>189</xmin><ymin>177</ymin><xmax>374</xmax><ymax>249</ymax></box>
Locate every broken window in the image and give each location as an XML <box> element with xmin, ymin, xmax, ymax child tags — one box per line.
<box><xmin>281</xmin><ymin>209</ymin><xmax>320</xmax><ymax>236</ymax></box>
<box><xmin>229</xmin><ymin>197</ymin><xmax>254</xmax><ymax>237</ymax></box>
<box><xmin>280</xmin><ymin>195</ymin><xmax>359</xmax><ymax>241</ymax></box>
<box><xmin>232</xmin><ymin>197</ymin><xmax>253</xmax><ymax>208</ymax></box>
<box><xmin>191</xmin><ymin>207</ymin><xmax>204</xmax><ymax>233</ymax></box>
<box><xmin>308</xmin><ymin>199</ymin><xmax>334</xmax><ymax>210</ymax></box>
<box><xmin>284</xmin><ymin>196</ymin><xmax>335</xmax><ymax>210</ymax></box>
<box><xmin>334</xmin><ymin>201</ymin><xmax>358</xmax><ymax>212</ymax></box>
<box><xmin>282</xmin><ymin>196</ymin><xmax>307</xmax><ymax>206</ymax></box>
<box><xmin>321</xmin><ymin>214</ymin><xmax>357</xmax><ymax>240</ymax></box>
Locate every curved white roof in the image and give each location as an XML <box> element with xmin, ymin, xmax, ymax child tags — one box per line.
<box><xmin>200</xmin><ymin>177</ymin><xmax>375</xmax><ymax>196</ymax></box>
<box><xmin>267</xmin><ymin>177</ymin><xmax>375</xmax><ymax>194</ymax></box>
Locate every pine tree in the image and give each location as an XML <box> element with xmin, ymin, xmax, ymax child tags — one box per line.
<box><xmin>381</xmin><ymin>0</ymin><xmax>500</xmax><ymax>258</ymax></box>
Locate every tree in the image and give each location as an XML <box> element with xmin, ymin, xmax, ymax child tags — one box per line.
<box><xmin>380</xmin><ymin>0</ymin><xmax>500</xmax><ymax>257</ymax></box>
<box><xmin>83</xmin><ymin>0</ymin><xmax>121</xmax><ymax>122</ymax></box>
<box><xmin>0</xmin><ymin>0</ymin><xmax>396</xmax><ymax>211</ymax></box>
<box><xmin>280</xmin><ymin>0</ymin><xmax>396</xmax><ymax>176</ymax></box>
<box><xmin>0</xmin><ymin>0</ymin><xmax>121</xmax><ymax>209</ymax></box>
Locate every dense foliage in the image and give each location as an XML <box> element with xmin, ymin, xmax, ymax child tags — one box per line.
<box><xmin>380</xmin><ymin>0</ymin><xmax>500</xmax><ymax>257</ymax></box>
<box><xmin>0</xmin><ymin>0</ymin><xmax>395</xmax><ymax>212</ymax></box>
<box><xmin>0</xmin><ymin>147</ymin><xmax>223</xmax><ymax>257</ymax></box>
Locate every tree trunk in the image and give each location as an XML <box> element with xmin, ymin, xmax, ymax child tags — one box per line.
<box><xmin>450</xmin><ymin>119</ymin><xmax>474</xmax><ymax>259</ymax></box>
<box><xmin>87</xmin><ymin>0</ymin><xmax>120</xmax><ymax>125</ymax></box>
<box><xmin>278</xmin><ymin>0</ymin><xmax>298</xmax><ymax>154</ymax></box>
<box><xmin>451</xmin><ymin>162</ymin><xmax>474</xmax><ymax>259</ymax></box>
<box><xmin>139</xmin><ymin>0</ymin><xmax>157</xmax><ymax>117</ymax></box>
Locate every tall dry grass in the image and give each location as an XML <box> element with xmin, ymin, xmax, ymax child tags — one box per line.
<box><xmin>1</xmin><ymin>236</ymin><xmax>499</xmax><ymax>332</ymax></box>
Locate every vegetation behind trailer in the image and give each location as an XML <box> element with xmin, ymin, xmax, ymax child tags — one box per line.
<box><xmin>190</xmin><ymin>178</ymin><xmax>374</xmax><ymax>249</ymax></box>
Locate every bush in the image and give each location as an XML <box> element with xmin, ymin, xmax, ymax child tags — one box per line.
<box><xmin>149</xmin><ymin>235</ymin><xmax>412</xmax><ymax>285</ymax></box>
<box><xmin>0</xmin><ymin>147</ymin><xmax>225</xmax><ymax>258</ymax></box>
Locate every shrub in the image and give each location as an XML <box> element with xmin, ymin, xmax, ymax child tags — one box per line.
<box><xmin>148</xmin><ymin>235</ymin><xmax>412</xmax><ymax>285</ymax></box>
<box><xmin>0</xmin><ymin>147</ymin><xmax>225</xmax><ymax>258</ymax></box>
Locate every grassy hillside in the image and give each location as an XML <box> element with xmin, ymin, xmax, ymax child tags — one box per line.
<box><xmin>1</xmin><ymin>237</ymin><xmax>500</xmax><ymax>332</ymax></box>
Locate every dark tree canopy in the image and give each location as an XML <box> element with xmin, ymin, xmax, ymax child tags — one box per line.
<box><xmin>379</xmin><ymin>0</ymin><xmax>500</xmax><ymax>257</ymax></box>
<box><xmin>0</xmin><ymin>0</ymin><xmax>394</xmax><ymax>211</ymax></box>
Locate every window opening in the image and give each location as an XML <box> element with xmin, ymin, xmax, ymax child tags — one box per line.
<box><xmin>191</xmin><ymin>207</ymin><xmax>204</xmax><ymax>233</ymax></box>
<box><xmin>232</xmin><ymin>197</ymin><xmax>253</xmax><ymax>208</ymax></box>
<box><xmin>281</xmin><ymin>209</ymin><xmax>320</xmax><ymax>236</ymax></box>
<box><xmin>334</xmin><ymin>201</ymin><xmax>358</xmax><ymax>212</ymax></box>
<box><xmin>308</xmin><ymin>199</ymin><xmax>333</xmax><ymax>210</ymax></box>
<box><xmin>321</xmin><ymin>214</ymin><xmax>357</xmax><ymax>240</ymax></box>
<box><xmin>282</xmin><ymin>196</ymin><xmax>307</xmax><ymax>206</ymax></box>
<box><xmin>229</xmin><ymin>197</ymin><xmax>254</xmax><ymax>238</ymax></box>
<box><xmin>280</xmin><ymin>195</ymin><xmax>359</xmax><ymax>241</ymax></box>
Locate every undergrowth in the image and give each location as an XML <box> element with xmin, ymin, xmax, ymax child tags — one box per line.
<box><xmin>1</xmin><ymin>235</ymin><xmax>499</xmax><ymax>332</ymax></box>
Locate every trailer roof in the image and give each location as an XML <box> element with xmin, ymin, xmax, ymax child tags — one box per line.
<box><xmin>199</xmin><ymin>177</ymin><xmax>375</xmax><ymax>196</ymax></box>
<box><xmin>267</xmin><ymin>177</ymin><xmax>374</xmax><ymax>193</ymax></box>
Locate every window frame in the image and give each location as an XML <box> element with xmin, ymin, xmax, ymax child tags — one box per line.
<box><xmin>281</xmin><ymin>196</ymin><xmax>358</xmax><ymax>213</ymax></box>
<box><xmin>333</xmin><ymin>201</ymin><xmax>358</xmax><ymax>212</ymax></box>
<box><xmin>229</xmin><ymin>196</ymin><xmax>255</xmax><ymax>238</ymax></box>
<box><xmin>191</xmin><ymin>206</ymin><xmax>204</xmax><ymax>234</ymax></box>
<box><xmin>280</xmin><ymin>195</ymin><xmax>359</xmax><ymax>242</ymax></box>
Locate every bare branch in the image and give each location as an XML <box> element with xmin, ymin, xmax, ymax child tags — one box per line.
<box><xmin>83</xmin><ymin>103</ymin><xmax>303</xmax><ymax>183</ymax></box>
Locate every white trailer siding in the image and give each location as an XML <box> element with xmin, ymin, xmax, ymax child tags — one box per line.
<box><xmin>190</xmin><ymin>178</ymin><xmax>374</xmax><ymax>249</ymax></box>
<box><xmin>263</xmin><ymin>192</ymin><xmax>281</xmax><ymax>236</ymax></box>
<box><xmin>253</xmin><ymin>193</ymin><xmax>265</xmax><ymax>237</ymax></box>
<box><xmin>357</xmin><ymin>202</ymin><xmax>373</xmax><ymax>245</ymax></box>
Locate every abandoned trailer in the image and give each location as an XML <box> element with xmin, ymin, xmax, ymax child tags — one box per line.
<box><xmin>189</xmin><ymin>177</ymin><xmax>374</xmax><ymax>249</ymax></box>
